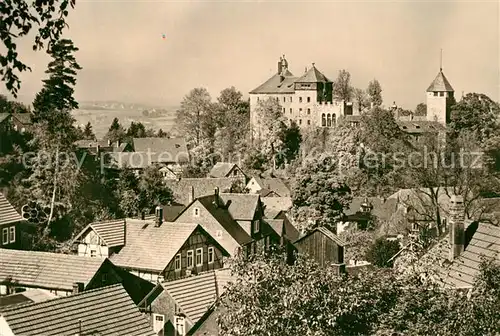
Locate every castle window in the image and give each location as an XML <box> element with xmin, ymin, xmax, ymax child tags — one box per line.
<box><xmin>299</xmin><ymin>119</ymin><xmax>302</xmax><ymax>125</ymax></box>
<box><xmin>299</xmin><ymin>97</ymin><xmax>303</xmax><ymax>103</ymax></box>
<box><xmin>289</xmin><ymin>108</ymin><xmax>292</xmax><ymax>114</ymax></box>
<box><xmin>307</xmin><ymin>97</ymin><xmax>311</xmax><ymax>103</ymax></box>
<box><xmin>299</xmin><ymin>108</ymin><xmax>302</xmax><ymax>113</ymax></box>
<box><xmin>307</xmin><ymin>120</ymin><xmax>311</xmax><ymax>125</ymax></box>
<box><xmin>332</xmin><ymin>114</ymin><xmax>336</xmax><ymax>126</ymax></box>
<box><xmin>322</xmin><ymin>114</ymin><xmax>326</xmax><ymax>127</ymax></box>
<box><xmin>257</xmin><ymin>97</ymin><xmax>260</xmax><ymax>102</ymax></box>
<box><xmin>283</xmin><ymin>97</ymin><xmax>286</xmax><ymax>102</ymax></box>
<box><xmin>283</xmin><ymin>108</ymin><xmax>286</xmax><ymax>113</ymax></box>
<box><xmin>434</xmin><ymin>92</ymin><xmax>438</xmax><ymax>96</ymax></box>
<box><xmin>307</xmin><ymin>108</ymin><xmax>310</xmax><ymax>115</ymax></box>
<box><xmin>439</xmin><ymin>92</ymin><xmax>444</xmax><ymax>97</ymax></box>
<box><xmin>327</xmin><ymin>114</ymin><xmax>332</xmax><ymax>127</ymax></box>
<box><xmin>290</xmin><ymin>97</ymin><xmax>292</xmax><ymax>102</ymax></box>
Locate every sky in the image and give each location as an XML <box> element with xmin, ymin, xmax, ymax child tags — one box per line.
<box><xmin>2</xmin><ymin>0</ymin><xmax>499</xmax><ymax>110</ymax></box>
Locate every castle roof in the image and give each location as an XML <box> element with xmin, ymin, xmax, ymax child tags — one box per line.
<box><xmin>249</xmin><ymin>71</ymin><xmax>297</xmax><ymax>94</ymax></box>
<box><xmin>426</xmin><ymin>70</ymin><xmax>454</xmax><ymax>92</ymax></box>
<box><xmin>295</xmin><ymin>64</ymin><xmax>331</xmax><ymax>83</ymax></box>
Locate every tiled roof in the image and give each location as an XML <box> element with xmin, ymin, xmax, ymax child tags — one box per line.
<box><xmin>163</xmin><ymin>269</ymin><xmax>234</xmax><ymax>324</ymax></box>
<box><xmin>219</xmin><ymin>193</ymin><xmax>260</xmax><ymax>221</ymax></box>
<box><xmin>0</xmin><ymin>289</ymin><xmax>56</xmax><ymax>310</ymax></box>
<box><xmin>132</xmin><ymin>137</ymin><xmax>189</xmax><ymax>162</ymax></box>
<box><xmin>249</xmin><ymin>72</ymin><xmax>297</xmax><ymax>94</ymax></box>
<box><xmin>162</xmin><ymin>205</ymin><xmax>186</xmax><ymax>221</ymax></box>
<box><xmin>106</xmin><ymin>152</ymin><xmax>175</xmax><ymax>169</ymax></box>
<box><xmin>261</xmin><ymin>196</ymin><xmax>293</xmax><ymax>219</ymax></box>
<box><xmin>208</xmin><ymin>163</ymin><xmax>239</xmax><ymax>178</ymax></box>
<box><xmin>251</xmin><ymin>177</ymin><xmax>291</xmax><ymax>197</ymax></box>
<box><xmin>74</xmin><ymin>139</ymin><xmax>112</xmax><ymax>148</ymax></box>
<box><xmin>0</xmin><ymin>113</ymin><xmax>10</xmax><ymax>124</ymax></box>
<box><xmin>0</xmin><ymin>192</ymin><xmax>23</xmax><ymax>226</ymax></box>
<box><xmin>266</xmin><ymin>219</ymin><xmax>285</xmax><ymax>237</ymax></box>
<box><xmin>11</xmin><ymin>113</ymin><xmax>33</xmax><ymax>125</ymax></box>
<box><xmin>345</xmin><ymin>197</ymin><xmax>397</xmax><ymax>223</ymax></box>
<box><xmin>110</xmin><ymin>220</ymin><xmax>200</xmax><ymax>272</ymax></box>
<box><xmin>397</xmin><ymin>120</ymin><xmax>446</xmax><ymax>134</ymax></box>
<box><xmin>441</xmin><ymin>222</ymin><xmax>500</xmax><ymax>288</ymax></box>
<box><xmin>295</xmin><ymin>65</ymin><xmax>331</xmax><ymax>83</ymax></box>
<box><xmin>165</xmin><ymin>178</ymin><xmax>237</xmax><ymax>206</ymax></box>
<box><xmin>0</xmin><ymin>249</ymin><xmax>105</xmax><ymax>291</ymax></box>
<box><xmin>72</xmin><ymin>219</ymin><xmax>126</xmax><ymax>248</ymax></box>
<box><xmin>1</xmin><ymin>284</ymin><xmax>156</xmax><ymax>336</ymax></box>
<box><xmin>197</xmin><ymin>195</ymin><xmax>253</xmax><ymax>248</ymax></box>
<box><xmin>294</xmin><ymin>226</ymin><xmax>346</xmax><ymax>246</ymax></box>
<box><xmin>426</xmin><ymin>70</ymin><xmax>454</xmax><ymax>92</ymax></box>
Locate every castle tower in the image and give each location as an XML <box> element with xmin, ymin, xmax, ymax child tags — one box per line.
<box><xmin>426</xmin><ymin>55</ymin><xmax>455</xmax><ymax>125</ymax></box>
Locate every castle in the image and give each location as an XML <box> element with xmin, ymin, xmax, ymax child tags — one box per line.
<box><xmin>249</xmin><ymin>55</ymin><xmax>455</xmax><ymax>140</ymax></box>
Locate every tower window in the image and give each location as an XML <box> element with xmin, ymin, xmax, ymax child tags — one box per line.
<box><xmin>307</xmin><ymin>97</ymin><xmax>311</xmax><ymax>103</ymax></box>
<box><xmin>439</xmin><ymin>92</ymin><xmax>444</xmax><ymax>97</ymax></box>
<box><xmin>299</xmin><ymin>108</ymin><xmax>302</xmax><ymax>113</ymax></box>
<box><xmin>299</xmin><ymin>119</ymin><xmax>302</xmax><ymax>125</ymax></box>
<box><xmin>289</xmin><ymin>97</ymin><xmax>292</xmax><ymax>102</ymax></box>
<box><xmin>434</xmin><ymin>92</ymin><xmax>438</xmax><ymax>96</ymax></box>
<box><xmin>307</xmin><ymin>120</ymin><xmax>311</xmax><ymax>125</ymax></box>
<box><xmin>322</xmin><ymin>113</ymin><xmax>326</xmax><ymax>127</ymax></box>
<box><xmin>307</xmin><ymin>108</ymin><xmax>310</xmax><ymax>115</ymax></box>
<box><xmin>299</xmin><ymin>97</ymin><xmax>303</xmax><ymax>103</ymax></box>
<box><xmin>283</xmin><ymin>97</ymin><xmax>286</xmax><ymax>102</ymax></box>
<box><xmin>327</xmin><ymin>114</ymin><xmax>332</xmax><ymax>127</ymax></box>
<box><xmin>283</xmin><ymin>108</ymin><xmax>286</xmax><ymax>113</ymax></box>
<box><xmin>289</xmin><ymin>108</ymin><xmax>292</xmax><ymax>114</ymax></box>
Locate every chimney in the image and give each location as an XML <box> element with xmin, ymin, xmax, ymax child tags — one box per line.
<box><xmin>277</xmin><ymin>56</ymin><xmax>283</xmax><ymax>75</ymax></box>
<box><xmin>449</xmin><ymin>195</ymin><xmax>465</xmax><ymax>261</ymax></box>
<box><xmin>155</xmin><ymin>205</ymin><xmax>163</xmax><ymax>227</ymax></box>
<box><xmin>188</xmin><ymin>185</ymin><xmax>195</xmax><ymax>204</ymax></box>
<box><xmin>214</xmin><ymin>187</ymin><xmax>220</xmax><ymax>208</ymax></box>
<box><xmin>72</xmin><ymin>282</ymin><xmax>84</xmax><ymax>294</ymax></box>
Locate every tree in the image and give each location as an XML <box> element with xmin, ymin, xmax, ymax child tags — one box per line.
<box><xmin>156</xmin><ymin>128</ymin><xmax>169</xmax><ymax>138</ymax></box>
<box><xmin>332</xmin><ymin>69</ymin><xmax>353</xmax><ymax>102</ymax></box>
<box><xmin>338</xmin><ymin>227</ymin><xmax>374</xmax><ymax>265</ymax></box>
<box><xmin>0</xmin><ymin>94</ymin><xmax>30</xmax><ymax>114</ymax></box>
<box><xmin>126</xmin><ymin>121</ymin><xmax>147</xmax><ymax>139</ymax></box>
<box><xmin>0</xmin><ymin>0</ymin><xmax>76</xmax><ymax>97</ymax></box>
<box><xmin>450</xmin><ymin>93</ymin><xmax>500</xmax><ymax>143</ymax></box>
<box><xmin>82</xmin><ymin>122</ymin><xmax>95</xmax><ymax>140</ymax></box>
<box><xmin>254</xmin><ymin>97</ymin><xmax>288</xmax><ymax>163</ymax></box>
<box><xmin>106</xmin><ymin>117</ymin><xmax>126</xmax><ymax>143</ymax></box>
<box><xmin>291</xmin><ymin>153</ymin><xmax>352</xmax><ymax>233</ymax></box>
<box><xmin>414</xmin><ymin>103</ymin><xmax>427</xmax><ymax>116</ymax></box>
<box><xmin>367</xmin><ymin>79</ymin><xmax>383</xmax><ymax>107</ymax></box>
<box><xmin>365</xmin><ymin>237</ymin><xmax>401</xmax><ymax>267</ymax></box>
<box><xmin>137</xmin><ymin>166</ymin><xmax>173</xmax><ymax>214</ymax></box>
<box><xmin>353</xmin><ymin>88</ymin><xmax>368</xmax><ymax>113</ymax></box>
<box><xmin>277</xmin><ymin>121</ymin><xmax>302</xmax><ymax>166</ymax></box>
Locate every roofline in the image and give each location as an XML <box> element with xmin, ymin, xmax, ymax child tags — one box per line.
<box><xmin>137</xmin><ymin>282</ymin><xmax>164</xmax><ymax>309</ymax></box>
<box><xmin>293</xmin><ymin>227</ymin><xmax>346</xmax><ymax>246</ymax></box>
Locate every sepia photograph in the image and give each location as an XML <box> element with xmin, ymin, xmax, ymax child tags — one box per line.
<box><xmin>0</xmin><ymin>0</ymin><xmax>499</xmax><ymax>335</ymax></box>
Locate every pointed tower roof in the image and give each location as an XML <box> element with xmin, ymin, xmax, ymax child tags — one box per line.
<box><xmin>426</xmin><ymin>70</ymin><xmax>454</xmax><ymax>92</ymax></box>
<box><xmin>295</xmin><ymin>63</ymin><xmax>331</xmax><ymax>83</ymax></box>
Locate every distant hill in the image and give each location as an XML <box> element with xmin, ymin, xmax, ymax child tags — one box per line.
<box><xmin>78</xmin><ymin>100</ymin><xmax>179</xmax><ymax>112</ymax></box>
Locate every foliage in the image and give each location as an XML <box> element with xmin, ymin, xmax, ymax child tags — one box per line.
<box><xmin>365</xmin><ymin>237</ymin><xmax>401</xmax><ymax>268</ymax></box>
<box><xmin>224</xmin><ymin>179</ymin><xmax>248</xmax><ymax>193</ymax></box>
<box><xmin>352</xmin><ymin>88</ymin><xmax>368</xmax><ymax>113</ymax></box>
<box><xmin>106</xmin><ymin>117</ymin><xmax>126</xmax><ymax>143</ymax></box>
<box><xmin>291</xmin><ymin>154</ymin><xmax>352</xmax><ymax>233</ymax></box>
<box><xmin>0</xmin><ymin>0</ymin><xmax>76</xmax><ymax>97</ymax></box>
<box><xmin>277</xmin><ymin>121</ymin><xmax>302</xmax><ymax>166</ymax></box>
<box><xmin>0</xmin><ymin>94</ymin><xmax>30</xmax><ymax>113</ymax></box>
<box><xmin>254</xmin><ymin>97</ymin><xmax>288</xmax><ymax>159</ymax></box>
<box><xmin>82</xmin><ymin>122</ymin><xmax>95</xmax><ymax>140</ymax></box>
<box><xmin>332</xmin><ymin>69</ymin><xmax>353</xmax><ymax>102</ymax></box>
<box><xmin>367</xmin><ymin>79</ymin><xmax>383</xmax><ymax>107</ymax></box>
<box><xmin>338</xmin><ymin>227</ymin><xmax>374</xmax><ymax>264</ymax></box>
<box><xmin>414</xmin><ymin>103</ymin><xmax>427</xmax><ymax>116</ymax></box>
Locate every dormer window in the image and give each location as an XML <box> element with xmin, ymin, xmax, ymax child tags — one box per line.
<box><xmin>253</xmin><ymin>220</ymin><xmax>260</xmax><ymax>234</ymax></box>
<box><xmin>193</xmin><ymin>208</ymin><xmax>200</xmax><ymax>217</ymax></box>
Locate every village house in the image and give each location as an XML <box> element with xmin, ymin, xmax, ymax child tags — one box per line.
<box><xmin>133</xmin><ymin>137</ymin><xmax>190</xmax><ymax>177</ymax></box>
<box><xmin>207</xmin><ymin>162</ymin><xmax>247</xmax><ymax>182</ymax></box>
<box><xmin>0</xmin><ymin>192</ymin><xmax>34</xmax><ymax>250</ymax></box>
<box><xmin>0</xmin><ymin>249</ymin><xmax>154</xmax><ymax>304</ymax></box>
<box><xmin>72</xmin><ymin>219</ymin><xmax>126</xmax><ymax>258</ymax></box>
<box><xmin>338</xmin><ymin>197</ymin><xmax>398</xmax><ymax>234</ymax></box>
<box><xmin>101</xmin><ymin>208</ymin><xmax>230</xmax><ymax>283</ymax></box>
<box><xmin>293</xmin><ymin>226</ymin><xmax>346</xmax><ymax>274</ymax></box>
<box><xmin>0</xmin><ymin>284</ymin><xmax>157</xmax><ymax>336</ymax></box>
<box><xmin>74</xmin><ymin>138</ymin><xmax>132</xmax><ymax>155</ymax></box>
<box><xmin>0</xmin><ymin>289</ymin><xmax>57</xmax><ymax>311</ymax></box>
<box><xmin>138</xmin><ymin>268</ymin><xmax>235</xmax><ymax>336</ymax></box>
<box><xmin>261</xmin><ymin>196</ymin><xmax>292</xmax><ymax>220</ymax></box>
<box><xmin>164</xmin><ymin>177</ymin><xmax>243</xmax><ymax>206</ymax></box>
<box><xmin>246</xmin><ymin>176</ymin><xmax>291</xmax><ymax>197</ymax></box>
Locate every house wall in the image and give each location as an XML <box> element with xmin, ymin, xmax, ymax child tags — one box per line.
<box><xmin>246</xmin><ymin>178</ymin><xmax>261</xmax><ymax>194</ymax></box>
<box><xmin>130</xmin><ymin>270</ymin><xmax>161</xmax><ymax>283</ymax></box>
<box><xmin>77</xmin><ymin>230</ymin><xmax>110</xmax><ymax>258</ymax></box>
<box><xmin>150</xmin><ymin>290</ymin><xmax>194</xmax><ymax>336</ymax></box>
<box><xmin>0</xmin><ymin>315</ymin><xmax>15</xmax><ymax>336</ymax></box>
<box><xmin>175</xmin><ymin>200</ymin><xmax>241</xmax><ymax>257</ymax></box>
<box><xmin>163</xmin><ymin>228</ymin><xmax>224</xmax><ymax>281</ymax></box>
<box><xmin>294</xmin><ymin>231</ymin><xmax>344</xmax><ymax>268</ymax></box>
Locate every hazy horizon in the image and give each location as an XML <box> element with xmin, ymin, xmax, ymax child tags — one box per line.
<box><xmin>1</xmin><ymin>0</ymin><xmax>499</xmax><ymax>110</ymax></box>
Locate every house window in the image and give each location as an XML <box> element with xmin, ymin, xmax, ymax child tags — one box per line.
<box><xmin>307</xmin><ymin>97</ymin><xmax>311</xmax><ymax>103</ymax></box>
<box><xmin>153</xmin><ymin>314</ymin><xmax>165</xmax><ymax>333</ymax></box>
<box><xmin>20</xmin><ymin>127</ymin><xmax>25</xmax><ymax>133</ymax></box>
<box><xmin>196</xmin><ymin>248</ymin><xmax>203</xmax><ymax>266</ymax></box>
<box><xmin>9</xmin><ymin>227</ymin><xmax>15</xmax><ymax>243</ymax></box>
<box><xmin>307</xmin><ymin>120</ymin><xmax>311</xmax><ymax>125</ymax></box>
<box><xmin>2</xmin><ymin>228</ymin><xmax>8</xmax><ymax>245</ymax></box>
<box><xmin>299</xmin><ymin>119</ymin><xmax>302</xmax><ymax>125</ymax></box>
<box><xmin>174</xmin><ymin>315</ymin><xmax>186</xmax><ymax>336</ymax></box>
<box><xmin>299</xmin><ymin>97</ymin><xmax>303</xmax><ymax>103</ymax></box>
<box><xmin>208</xmin><ymin>247</ymin><xmax>214</xmax><ymax>264</ymax></box>
<box><xmin>299</xmin><ymin>108</ymin><xmax>302</xmax><ymax>113</ymax></box>
<box><xmin>289</xmin><ymin>108</ymin><xmax>292</xmax><ymax>114</ymax></box>
<box><xmin>90</xmin><ymin>250</ymin><xmax>96</xmax><ymax>258</ymax></box>
<box><xmin>253</xmin><ymin>220</ymin><xmax>260</xmax><ymax>234</ymax></box>
<box><xmin>233</xmin><ymin>169</ymin><xmax>238</xmax><ymax>176</ymax></box>
<box><xmin>434</xmin><ymin>92</ymin><xmax>438</xmax><ymax>96</ymax></box>
<box><xmin>187</xmin><ymin>250</ymin><xmax>194</xmax><ymax>269</ymax></box>
<box><xmin>283</xmin><ymin>97</ymin><xmax>286</xmax><ymax>102</ymax></box>
<box><xmin>101</xmin><ymin>273</ymin><xmax>108</xmax><ymax>284</ymax></box>
<box><xmin>307</xmin><ymin>108</ymin><xmax>310</xmax><ymax>115</ymax></box>
<box><xmin>412</xmin><ymin>222</ymin><xmax>419</xmax><ymax>231</ymax></box>
<box><xmin>283</xmin><ymin>107</ymin><xmax>286</xmax><ymax>113</ymax></box>
<box><xmin>322</xmin><ymin>113</ymin><xmax>326</xmax><ymax>127</ymax></box>
<box><xmin>175</xmin><ymin>254</ymin><xmax>181</xmax><ymax>270</ymax></box>
<box><xmin>327</xmin><ymin>114</ymin><xmax>332</xmax><ymax>127</ymax></box>
<box><xmin>193</xmin><ymin>208</ymin><xmax>200</xmax><ymax>217</ymax></box>
<box><xmin>439</xmin><ymin>92</ymin><xmax>444</xmax><ymax>97</ymax></box>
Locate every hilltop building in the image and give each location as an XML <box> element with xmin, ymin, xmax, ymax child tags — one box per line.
<box><xmin>249</xmin><ymin>55</ymin><xmax>355</xmax><ymax>140</ymax></box>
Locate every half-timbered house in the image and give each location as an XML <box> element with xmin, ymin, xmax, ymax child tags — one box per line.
<box><xmin>72</xmin><ymin>219</ymin><xmax>126</xmax><ymax>258</ymax></box>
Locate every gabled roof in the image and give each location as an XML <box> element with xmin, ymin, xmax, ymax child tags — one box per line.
<box><xmin>426</xmin><ymin>70</ymin><xmax>454</xmax><ymax>92</ymax></box>
<box><xmin>295</xmin><ymin>65</ymin><xmax>331</xmax><ymax>83</ymax></box>
<box><xmin>162</xmin><ymin>205</ymin><xmax>186</xmax><ymax>221</ymax></box>
<box><xmin>261</xmin><ymin>196</ymin><xmax>293</xmax><ymax>219</ymax></box>
<box><xmin>0</xmin><ymin>113</ymin><xmax>10</xmax><ymax>124</ymax></box>
<box><xmin>196</xmin><ymin>195</ymin><xmax>253</xmax><ymax>247</ymax></box>
<box><xmin>72</xmin><ymin>219</ymin><xmax>126</xmax><ymax>248</ymax></box>
<box><xmin>294</xmin><ymin>227</ymin><xmax>346</xmax><ymax>247</ymax></box>
<box><xmin>266</xmin><ymin>219</ymin><xmax>285</xmax><ymax>237</ymax></box>
<box><xmin>0</xmin><ymin>289</ymin><xmax>56</xmax><ymax>311</ymax></box>
<box><xmin>162</xmin><ymin>268</ymin><xmax>234</xmax><ymax>324</ymax></box>
<box><xmin>208</xmin><ymin>162</ymin><xmax>244</xmax><ymax>178</ymax></box>
<box><xmin>74</xmin><ymin>139</ymin><xmax>112</xmax><ymax>149</ymax></box>
<box><xmin>0</xmin><ymin>192</ymin><xmax>23</xmax><ymax>226</ymax></box>
<box><xmin>132</xmin><ymin>137</ymin><xmax>189</xmax><ymax>162</ymax></box>
<box><xmin>165</xmin><ymin>178</ymin><xmax>238</xmax><ymax>206</ymax></box>
<box><xmin>219</xmin><ymin>193</ymin><xmax>260</xmax><ymax>221</ymax></box>
<box><xmin>1</xmin><ymin>284</ymin><xmax>156</xmax><ymax>336</ymax></box>
<box><xmin>0</xmin><ymin>249</ymin><xmax>106</xmax><ymax>291</ymax></box>
<box><xmin>344</xmin><ymin>197</ymin><xmax>398</xmax><ymax>224</ymax></box>
<box><xmin>250</xmin><ymin>177</ymin><xmax>291</xmax><ymax>197</ymax></box>
<box><xmin>110</xmin><ymin>220</ymin><xmax>207</xmax><ymax>272</ymax></box>
<box><xmin>249</xmin><ymin>72</ymin><xmax>297</xmax><ymax>94</ymax></box>
<box><xmin>106</xmin><ymin>151</ymin><xmax>186</xmax><ymax>169</ymax></box>
<box><xmin>11</xmin><ymin>113</ymin><xmax>33</xmax><ymax>125</ymax></box>
<box><xmin>397</xmin><ymin>120</ymin><xmax>447</xmax><ymax>134</ymax></box>
<box><xmin>441</xmin><ymin>222</ymin><xmax>500</xmax><ymax>288</ymax></box>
